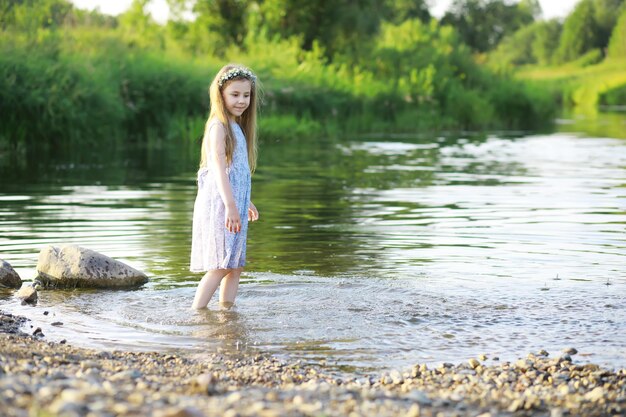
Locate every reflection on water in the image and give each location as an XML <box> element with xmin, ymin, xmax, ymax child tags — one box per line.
<box><xmin>0</xmin><ymin>113</ymin><xmax>625</xmax><ymax>371</ymax></box>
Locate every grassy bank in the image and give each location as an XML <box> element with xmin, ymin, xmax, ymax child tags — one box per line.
<box><xmin>0</xmin><ymin>19</ymin><xmax>558</xmax><ymax>152</ymax></box>
<box><xmin>516</xmin><ymin>58</ymin><xmax>626</xmax><ymax>111</ymax></box>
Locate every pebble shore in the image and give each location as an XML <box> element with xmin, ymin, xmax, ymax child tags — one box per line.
<box><xmin>1</xmin><ymin>310</ymin><xmax>624</xmax><ymax>417</ymax></box>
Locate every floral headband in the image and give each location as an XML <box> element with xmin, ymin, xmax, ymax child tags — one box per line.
<box><xmin>217</xmin><ymin>67</ymin><xmax>256</xmax><ymax>88</ymax></box>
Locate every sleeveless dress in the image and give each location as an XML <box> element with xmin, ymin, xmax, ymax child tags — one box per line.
<box><xmin>190</xmin><ymin>120</ymin><xmax>251</xmax><ymax>272</ymax></box>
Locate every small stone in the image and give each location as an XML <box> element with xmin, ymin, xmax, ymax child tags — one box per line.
<box><xmin>227</xmin><ymin>392</ymin><xmax>243</xmax><ymax>404</ymax></box>
<box><xmin>390</xmin><ymin>370</ymin><xmax>404</xmax><ymax>384</ymax></box>
<box><xmin>407</xmin><ymin>390</ymin><xmax>432</xmax><ymax>405</ymax></box>
<box><xmin>407</xmin><ymin>404</ymin><xmax>420</xmax><ymax>417</ymax></box>
<box><xmin>17</xmin><ymin>285</ymin><xmax>37</xmax><ymax>304</ymax></box>
<box><xmin>191</xmin><ymin>373</ymin><xmax>217</xmax><ymax>395</ymax></box>
<box><xmin>584</xmin><ymin>386</ymin><xmax>605</xmax><ymax>402</ymax></box>
<box><xmin>60</xmin><ymin>339</ymin><xmax>67</xmax><ymax>344</ymax></box>
<box><xmin>550</xmin><ymin>408</ymin><xmax>565</xmax><ymax>417</ymax></box>
<box><xmin>478</xmin><ymin>354</ymin><xmax>488</xmax><ymax>361</ymax></box>
<box><xmin>80</xmin><ymin>360</ymin><xmax>101</xmax><ymax>370</ymax></box>
<box><xmin>32</xmin><ymin>327</ymin><xmax>44</xmax><ymax>337</ymax></box>
<box><xmin>515</xmin><ymin>359</ymin><xmax>533</xmax><ymax>371</ymax></box>
<box><xmin>61</xmin><ymin>388</ymin><xmax>87</xmax><ymax>402</ymax></box>
<box><xmin>113</xmin><ymin>403</ymin><xmax>131</xmax><ymax>414</ymax></box>
<box><xmin>157</xmin><ymin>407</ymin><xmax>205</xmax><ymax>417</ymax></box>
<box><xmin>111</xmin><ymin>369</ymin><xmax>142</xmax><ymax>380</ymax></box>
<box><xmin>49</xmin><ymin>399</ymin><xmax>87</xmax><ymax>415</ymax></box>
<box><xmin>507</xmin><ymin>399</ymin><xmax>523</xmax><ymax>412</ymax></box>
<box><xmin>563</xmin><ymin>348</ymin><xmax>578</xmax><ymax>355</ymax></box>
<box><xmin>468</xmin><ymin>358</ymin><xmax>480</xmax><ymax>369</ymax></box>
<box><xmin>51</xmin><ymin>321</ymin><xmax>63</xmax><ymax>326</ymax></box>
<box><xmin>43</xmin><ymin>311</ymin><xmax>49</xmax><ymax>315</ymax></box>
<box><xmin>538</xmin><ymin>349</ymin><xmax>549</xmax><ymax>356</ymax></box>
<box><xmin>558</xmin><ymin>384</ymin><xmax>571</xmax><ymax>395</ymax></box>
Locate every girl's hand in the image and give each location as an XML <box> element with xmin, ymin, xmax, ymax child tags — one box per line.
<box><xmin>225</xmin><ymin>204</ymin><xmax>242</xmax><ymax>233</ymax></box>
<box><xmin>248</xmin><ymin>202</ymin><xmax>259</xmax><ymax>222</ymax></box>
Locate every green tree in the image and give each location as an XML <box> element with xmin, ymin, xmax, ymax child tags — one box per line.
<box><xmin>592</xmin><ymin>0</ymin><xmax>626</xmax><ymax>50</ymax></box>
<box><xmin>488</xmin><ymin>22</ymin><xmax>537</xmax><ymax>67</ymax></box>
<box><xmin>164</xmin><ymin>0</ymin><xmax>249</xmax><ymax>55</ymax></box>
<box><xmin>530</xmin><ymin>19</ymin><xmax>561</xmax><ymax>65</ymax></box>
<box><xmin>608</xmin><ymin>5</ymin><xmax>626</xmax><ymax>56</ymax></box>
<box><xmin>384</xmin><ymin>0</ymin><xmax>431</xmax><ymax>24</ymax></box>
<box><xmin>257</xmin><ymin>0</ymin><xmax>385</xmax><ymax>56</ymax></box>
<box><xmin>441</xmin><ymin>0</ymin><xmax>538</xmax><ymax>53</ymax></box>
<box><xmin>488</xmin><ymin>19</ymin><xmax>561</xmax><ymax>68</ymax></box>
<box><xmin>1</xmin><ymin>0</ymin><xmax>73</xmax><ymax>33</ymax></box>
<box><xmin>119</xmin><ymin>0</ymin><xmax>165</xmax><ymax>49</ymax></box>
<box><xmin>555</xmin><ymin>0</ymin><xmax>600</xmax><ymax>62</ymax></box>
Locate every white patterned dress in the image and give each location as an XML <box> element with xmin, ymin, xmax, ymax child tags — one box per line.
<box><xmin>190</xmin><ymin>120</ymin><xmax>251</xmax><ymax>272</ymax></box>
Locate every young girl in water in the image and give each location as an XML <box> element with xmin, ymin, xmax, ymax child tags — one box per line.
<box><xmin>190</xmin><ymin>64</ymin><xmax>260</xmax><ymax>309</ymax></box>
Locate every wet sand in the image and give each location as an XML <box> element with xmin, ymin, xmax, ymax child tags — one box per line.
<box><xmin>1</xmin><ymin>310</ymin><xmax>624</xmax><ymax>417</ymax></box>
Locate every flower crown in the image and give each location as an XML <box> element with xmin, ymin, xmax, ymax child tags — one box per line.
<box><xmin>217</xmin><ymin>67</ymin><xmax>256</xmax><ymax>88</ymax></box>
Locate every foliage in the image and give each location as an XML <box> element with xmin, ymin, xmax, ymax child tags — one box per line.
<box><xmin>168</xmin><ymin>0</ymin><xmax>249</xmax><ymax>55</ymax></box>
<box><xmin>517</xmin><ymin>58</ymin><xmax>626</xmax><ymax>109</ymax></box>
<box><xmin>598</xmin><ymin>83</ymin><xmax>626</xmax><ymax>105</ymax></box>
<box><xmin>0</xmin><ymin>34</ymin><xmax>123</xmax><ymax>149</ymax></box>
<box><xmin>166</xmin><ymin>0</ymin><xmax>431</xmax><ymax>59</ymax></box>
<box><xmin>570</xmin><ymin>48</ymin><xmax>604</xmax><ymax>67</ymax></box>
<box><xmin>441</xmin><ymin>0</ymin><xmax>539</xmax><ymax>53</ymax></box>
<box><xmin>556</xmin><ymin>0</ymin><xmax>601</xmax><ymax>63</ymax></box>
<box><xmin>489</xmin><ymin>22</ymin><xmax>538</xmax><ymax>68</ymax></box>
<box><xmin>0</xmin><ymin>0</ymin><xmax>561</xmax><ymax>152</ymax></box>
<box><xmin>118</xmin><ymin>0</ymin><xmax>165</xmax><ymax>50</ymax></box>
<box><xmin>592</xmin><ymin>0</ymin><xmax>626</xmax><ymax>50</ymax></box>
<box><xmin>531</xmin><ymin>19</ymin><xmax>562</xmax><ymax>65</ymax></box>
<box><xmin>608</xmin><ymin>6</ymin><xmax>626</xmax><ymax>57</ymax></box>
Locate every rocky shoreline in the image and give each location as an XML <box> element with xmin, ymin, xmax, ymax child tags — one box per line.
<box><xmin>0</xmin><ymin>310</ymin><xmax>624</xmax><ymax>417</ymax></box>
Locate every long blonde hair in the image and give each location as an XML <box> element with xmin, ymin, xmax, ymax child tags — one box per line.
<box><xmin>199</xmin><ymin>64</ymin><xmax>259</xmax><ymax>173</ymax></box>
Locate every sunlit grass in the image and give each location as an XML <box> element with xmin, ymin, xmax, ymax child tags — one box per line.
<box><xmin>516</xmin><ymin>58</ymin><xmax>626</xmax><ymax>109</ymax></box>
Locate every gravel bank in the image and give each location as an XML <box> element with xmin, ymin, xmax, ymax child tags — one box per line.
<box><xmin>1</xmin><ymin>310</ymin><xmax>624</xmax><ymax>417</ymax></box>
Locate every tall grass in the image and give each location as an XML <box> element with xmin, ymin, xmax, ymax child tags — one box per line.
<box><xmin>0</xmin><ymin>24</ymin><xmax>559</xmax><ymax>152</ymax></box>
<box><xmin>516</xmin><ymin>58</ymin><xmax>626</xmax><ymax>109</ymax></box>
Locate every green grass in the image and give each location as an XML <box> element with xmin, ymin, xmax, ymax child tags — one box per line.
<box><xmin>516</xmin><ymin>58</ymin><xmax>626</xmax><ymax>109</ymax></box>
<box><xmin>0</xmin><ymin>23</ymin><xmax>561</xmax><ymax>152</ymax></box>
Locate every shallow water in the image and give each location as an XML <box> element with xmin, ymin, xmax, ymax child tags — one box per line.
<box><xmin>1</xmin><ymin>113</ymin><xmax>625</xmax><ymax>372</ymax></box>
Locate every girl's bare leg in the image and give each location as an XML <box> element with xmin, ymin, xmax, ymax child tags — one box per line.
<box><xmin>219</xmin><ymin>268</ymin><xmax>242</xmax><ymax>305</ymax></box>
<box><xmin>192</xmin><ymin>269</ymin><xmax>231</xmax><ymax>309</ymax></box>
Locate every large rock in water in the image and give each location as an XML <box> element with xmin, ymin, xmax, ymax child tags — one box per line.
<box><xmin>0</xmin><ymin>260</ymin><xmax>22</xmax><ymax>289</ymax></box>
<box><xmin>36</xmin><ymin>245</ymin><xmax>149</xmax><ymax>289</ymax></box>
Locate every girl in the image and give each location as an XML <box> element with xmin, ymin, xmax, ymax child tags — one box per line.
<box><xmin>190</xmin><ymin>64</ymin><xmax>260</xmax><ymax>309</ymax></box>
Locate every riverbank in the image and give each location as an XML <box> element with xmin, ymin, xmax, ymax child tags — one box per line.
<box><xmin>1</xmin><ymin>310</ymin><xmax>624</xmax><ymax>417</ymax></box>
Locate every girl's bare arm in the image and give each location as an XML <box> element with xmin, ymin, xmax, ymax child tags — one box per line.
<box><xmin>207</xmin><ymin>124</ymin><xmax>241</xmax><ymax>233</ymax></box>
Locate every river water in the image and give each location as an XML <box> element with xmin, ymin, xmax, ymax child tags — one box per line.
<box><xmin>1</xmin><ymin>113</ymin><xmax>624</xmax><ymax>372</ymax></box>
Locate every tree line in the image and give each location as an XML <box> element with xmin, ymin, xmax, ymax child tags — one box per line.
<box><xmin>1</xmin><ymin>0</ymin><xmax>577</xmax><ymax>151</ymax></box>
<box><xmin>487</xmin><ymin>0</ymin><xmax>626</xmax><ymax>67</ymax></box>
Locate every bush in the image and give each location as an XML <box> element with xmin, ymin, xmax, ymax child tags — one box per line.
<box><xmin>599</xmin><ymin>84</ymin><xmax>626</xmax><ymax>105</ymax></box>
<box><xmin>0</xmin><ymin>36</ymin><xmax>123</xmax><ymax>149</ymax></box>
<box><xmin>556</xmin><ymin>0</ymin><xmax>601</xmax><ymax>63</ymax></box>
<box><xmin>571</xmin><ymin>48</ymin><xmax>605</xmax><ymax>67</ymax></box>
<box><xmin>608</xmin><ymin>7</ymin><xmax>626</xmax><ymax>57</ymax></box>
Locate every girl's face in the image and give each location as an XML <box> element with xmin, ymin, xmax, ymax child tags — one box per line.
<box><xmin>222</xmin><ymin>79</ymin><xmax>252</xmax><ymax>119</ymax></box>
